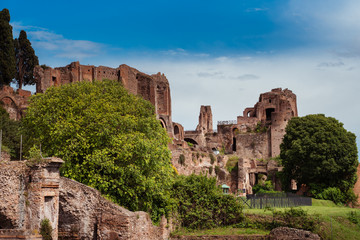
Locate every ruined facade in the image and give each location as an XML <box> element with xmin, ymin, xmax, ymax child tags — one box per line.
<box><xmin>33</xmin><ymin>62</ymin><xmax>174</xmax><ymax>138</ymax></box>
<box><xmin>181</xmin><ymin>88</ymin><xmax>297</xmax><ymax>195</ymax></box>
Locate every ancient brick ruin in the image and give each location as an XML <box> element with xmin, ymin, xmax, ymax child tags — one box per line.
<box><xmin>0</xmin><ymin>158</ymin><xmax>170</xmax><ymax>240</ymax></box>
<box><xmin>0</xmin><ymin>158</ymin><xmax>63</xmax><ymax>239</ymax></box>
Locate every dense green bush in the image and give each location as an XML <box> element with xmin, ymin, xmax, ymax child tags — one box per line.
<box><xmin>311</xmin><ymin>186</ymin><xmax>357</xmax><ymax>205</ymax></box>
<box><xmin>171</xmin><ymin>174</ymin><xmax>244</xmax><ymax>229</ymax></box>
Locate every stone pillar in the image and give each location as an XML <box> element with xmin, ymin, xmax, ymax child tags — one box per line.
<box><xmin>26</xmin><ymin>158</ymin><xmax>63</xmax><ymax>240</ymax></box>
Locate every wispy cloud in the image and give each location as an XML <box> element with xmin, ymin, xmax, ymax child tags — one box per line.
<box><xmin>246</xmin><ymin>8</ymin><xmax>268</xmax><ymax>12</ymax></box>
<box><xmin>233</xmin><ymin>74</ymin><xmax>259</xmax><ymax>81</ymax></box>
<box><xmin>317</xmin><ymin>61</ymin><xmax>345</xmax><ymax>68</ymax></box>
<box><xmin>10</xmin><ymin>22</ymin><xmax>104</xmax><ymax>60</ymax></box>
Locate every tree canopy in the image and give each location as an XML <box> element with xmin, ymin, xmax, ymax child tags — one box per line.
<box><xmin>280</xmin><ymin>114</ymin><xmax>358</xmax><ymax>203</ymax></box>
<box><xmin>21</xmin><ymin>80</ymin><xmax>174</xmax><ymax>222</ymax></box>
<box><xmin>14</xmin><ymin>30</ymin><xmax>39</xmax><ymax>89</ymax></box>
<box><xmin>0</xmin><ymin>8</ymin><xmax>16</xmax><ymax>85</ymax></box>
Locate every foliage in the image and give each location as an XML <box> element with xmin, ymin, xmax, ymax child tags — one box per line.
<box><xmin>0</xmin><ymin>105</ymin><xmax>21</xmax><ymax>159</ymax></box>
<box><xmin>40</xmin><ymin>218</ymin><xmax>52</xmax><ymax>240</ymax></box>
<box><xmin>25</xmin><ymin>145</ymin><xmax>44</xmax><ymax>167</ymax></box>
<box><xmin>209</xmin><ymin>153</ymin><xmax>216</xmax><ymax>164</ymax></box>
<box><xmin>171</xmin><ymin>174</ymin><xmax>244</xmax><ymax>229</ymax></box>
<box><xmin>226</xmin><ymin>155</ymin><xmax>238</xmax><ymax>172</ymax></box>
<box><xmin>209</xmin><ymin>166</ymin><xmax>213</xmax><ymax>175</ymax></box>
<box><xmin>348</xmin><ymin>211</ymin><xmax>360</xmax><ymax>225</ymax></box>
<box><xmin>280</xmin><ymin>114</ymin><xmax>358</xmax><ymax>203</ymax></box>
<box><xmin>187</xmin><ymin>141</ymin><xmax>193</xmax><ymax>148</ymax></box>
<box><xmin>269</xmin><ymin>207</ymin><xmax>319</xmax><ymax>232</ymax></box>
<box><xmin>0</xmin><ymin>9</ymin><xmax>16</xmax><ymax>85</ymax></box>
<box><xmin>21</xmin><ymin>80</ymin><xmax>174</xmax><ymax>223</ymax></box>
<box><xmin>215</xmin><ymin>166</ymin><xmax>220</xmax><ymax>175</ymax></box>
<box><xmin>252</xmin><ymin>180</ymin><xmax>276</xmax><ymax>194</ymax></box>
<box><xmin>255</xmin><ymin>121</ymin><xmax>268</xmax><ymax>133</ymax></box>
<box><xmin>14</xmin><ymin>30</ymin><xmax>39</xmax><ymax>89</ymax></box>
<box><xmin>311</xmin><ymin>186</ymin><xmax>357</xmax><ymax>205</ymax></box>
<box><xmin>178</xmin><ymin>154</ymin><xmax>185</xmax><ymax>166</ymax></box>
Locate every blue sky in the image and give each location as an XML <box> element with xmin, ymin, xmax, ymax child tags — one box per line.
<box><xmin>3</xmin><ymin>0</ymin><xmax>360</xmax><ymax>153</ymax></box>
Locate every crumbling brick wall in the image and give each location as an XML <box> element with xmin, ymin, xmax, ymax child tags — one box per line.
<box><xmin>59</xmin><ymin>177</ymin><xmax>170</xmax><ymax>240</ymax></box>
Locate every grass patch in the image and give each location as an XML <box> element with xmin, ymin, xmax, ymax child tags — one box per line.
<box><xmin>171</xmin><ymin>227</ymin><xmax>269</xmax><ymax>236</ymax></box>
<box><xmin>243</xmin><ymin>200</ymin><xmax>360</xmax><ymax>240</ymax></box>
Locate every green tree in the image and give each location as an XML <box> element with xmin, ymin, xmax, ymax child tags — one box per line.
<box><xmin>171</xmin><ymin>174</ymin><xmax>244</xmax><ymax>229</ymax></box>
<box><xmin>0</xmin><ymin>105</ymin><xmax>21</xmax><ymax>159</ymax></box>
<box><xmin>280</xmin><ymin>114</ymin><xmax>358</xmax><ymax>203</ymax></box>
<box><xmin>21</xmin><ymin>80</ymin><xmax>174</xmax><ymax>222</ymax></box>
<box><xmin>0</xmin><ymin>8</ymin><xmax>16</xmax><ymax>85</ymax></box>
<box><xmin>14</xmin><ymin>30</ymin><xmax>39</xmax><ymax>89</ymax></box>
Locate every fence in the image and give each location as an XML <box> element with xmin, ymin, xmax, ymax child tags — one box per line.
<box><xmin>217</xmin><ymin>120</ymin><xmax>237</xmax><ymax>126</ymax></box>
<box><xmin>242</xmin><ymin>193</ymin><xmax>312</xmax><ymax>209</ymax></box>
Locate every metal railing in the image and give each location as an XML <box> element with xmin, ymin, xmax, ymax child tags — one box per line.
<box><xmin>217</xmin><ymin>120</ymin><xmax>237</xmax><ymax>126</ymax></box>
<box><xmin>242</xmin><ymin>193</ymin><xmax>312</xmax><ymax>209</ymax></box>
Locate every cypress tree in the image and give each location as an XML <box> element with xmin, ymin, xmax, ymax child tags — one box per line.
<box><xmin>15</xmin><ymin>30</ymin><xmax>39</xmax><ymax>89</ymax></box>
<box><xmin>0</xmin><ymin>8</ymin><xmax>16</xmax><ymax>86</ymax></box>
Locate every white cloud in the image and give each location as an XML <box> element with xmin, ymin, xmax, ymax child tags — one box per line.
<box><xmin>10</xmin><ymin>22</ymin><xmax>104</xmax><ymax>61</ymax></box>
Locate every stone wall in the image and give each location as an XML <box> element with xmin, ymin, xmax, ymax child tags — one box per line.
<box><xmin>59</xmin><ymin>177</ymin><xmax>170</xmax><ymax>240</ymax></box>
<box><xmin>0</xmin><ymin>158</ymin><xmax>63</xmax><ymax>240</ymax></box>
<box><xmin>354</xmin><ymin>164</ymin><xmax>360</xmax><ymax>206</ymax></box>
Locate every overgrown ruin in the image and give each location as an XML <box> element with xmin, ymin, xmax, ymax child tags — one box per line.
<box><xmin>0</xmin><ymin>62</ymin><xmax>303</xmax><ymax>197</ymax></box>
<box><xmin>0</xmin><ymin>61</ymin><xmax>359</xmax><ymax>238</ymax></box>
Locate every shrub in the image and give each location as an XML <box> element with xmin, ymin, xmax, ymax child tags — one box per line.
<box><xmin>226</xmin><ymin>155</ymin><xmax>238</xmax><ymax>172</ymax></box>
<box><xmin>171</xmin><ymin>174</ymin><xmax>244</xmax><ymax>229</ymax></box>
<box><xmin>209</xmin><ymin>153</ymin><xmax>216</xmax><ymax>165</ymax></box>
<box><xmin>348</xmin><ymin>211</ymin><xmax>360</xmax><ymax>225</ymax></box>
<box><xmin>178</xmin><ymin>154</ymin><xmax>185</xmax><ymax>166</ymax></box>
<box><xmin>209</xmin><ymin>166</ymin><xmax>213</xmax><ymax>175</ymax></box>
<box><xmin>40</xmin><ymin>218</ymin><xmax>52</xmax><ymax>240</ymax></box>
<box><xmin>265</xmin><ymin>208</ymin><xmax>319</xmax><ymax>232</ymax></box>
<box><xmin>215</xmin><ymin>166</ymin><xmax>220</xmax><ymax>175</ymax></box>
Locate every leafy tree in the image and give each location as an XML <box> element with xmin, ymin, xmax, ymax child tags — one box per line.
<box><xmin>21</xmin><ymin>80</ymin><xmax>174</xmax><ymax>222</ymax></box>
<box><xmin>14</xmin><ymin>30</ymin><xmax>39</xmax><ymax>89</ymax></box>
<box><xmin>171</xmin><ymin>174</ymin><xmax>244</xmax><ymax>229</ymax></box>
<box><xmin>0</xmin><ymin>105</ymin><xmax>21</xmax><ymax>159</ymax></box>
<box><xmin>280</xmin><ymin>114</ymin><xmax>358</xmax><ymax>203</ymax></box>
<box><xmin>0</xmin><ymin>8</ymin><xmax>16</xmax><ymax>85</ymax></box>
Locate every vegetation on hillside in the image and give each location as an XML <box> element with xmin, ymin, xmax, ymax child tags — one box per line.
<box><xmin>280</xmin><ymin>114</ymin><xmax>358</xmax><ymax>204</ymax></box>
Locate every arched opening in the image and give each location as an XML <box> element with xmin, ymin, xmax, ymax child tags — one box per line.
<box><xmin>159</xmin><ymin>118</ymin><xmax>166</xmax><ymax>129</ymax></box>
<box><xmin>174</xmin><ymin>125</ymin><xmax>180</xmax><ymax>139</ymax></box>
<box><xmin>184</xmin><ymin>138</ymin><xmax>198</xmax><ymax>146</ymax></box>
<box><xmin>266</xmin><ymin>108</ymin><xmax>275</xmax><ymax>121</ymax></box>
<box><xmin>247</xmin><ymin>111</ymin><xmax>252</xmax><ymax>117</ymax></box>
<box><xmin>232</xmin><ymin>137</ymin><xmax>236</xmax><ymax>152</ymax></box>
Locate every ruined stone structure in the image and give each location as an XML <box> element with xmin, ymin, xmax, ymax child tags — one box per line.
<box><xmin>0</xmin><ymin>159</ymin><xmax>170</xmax><ymax>240</ymax></box>
<box><xmin>0</xmin><ymin>86</ymin><xmax>30</xmax><ymax>121</ymax></box>
<box><xmin>181</xmin><ymin>88</ymin><xmax>297</xmax><ymax>195</ymax></box>
<box><xmin>33</xmin><ymin>62</ymin><xmax>175</xmax><ymax>138</ymax></box>
<box><xmin>0</xmin><ymin>158</ymin><xmax>63</xmax><ymax>239</ymax></box>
